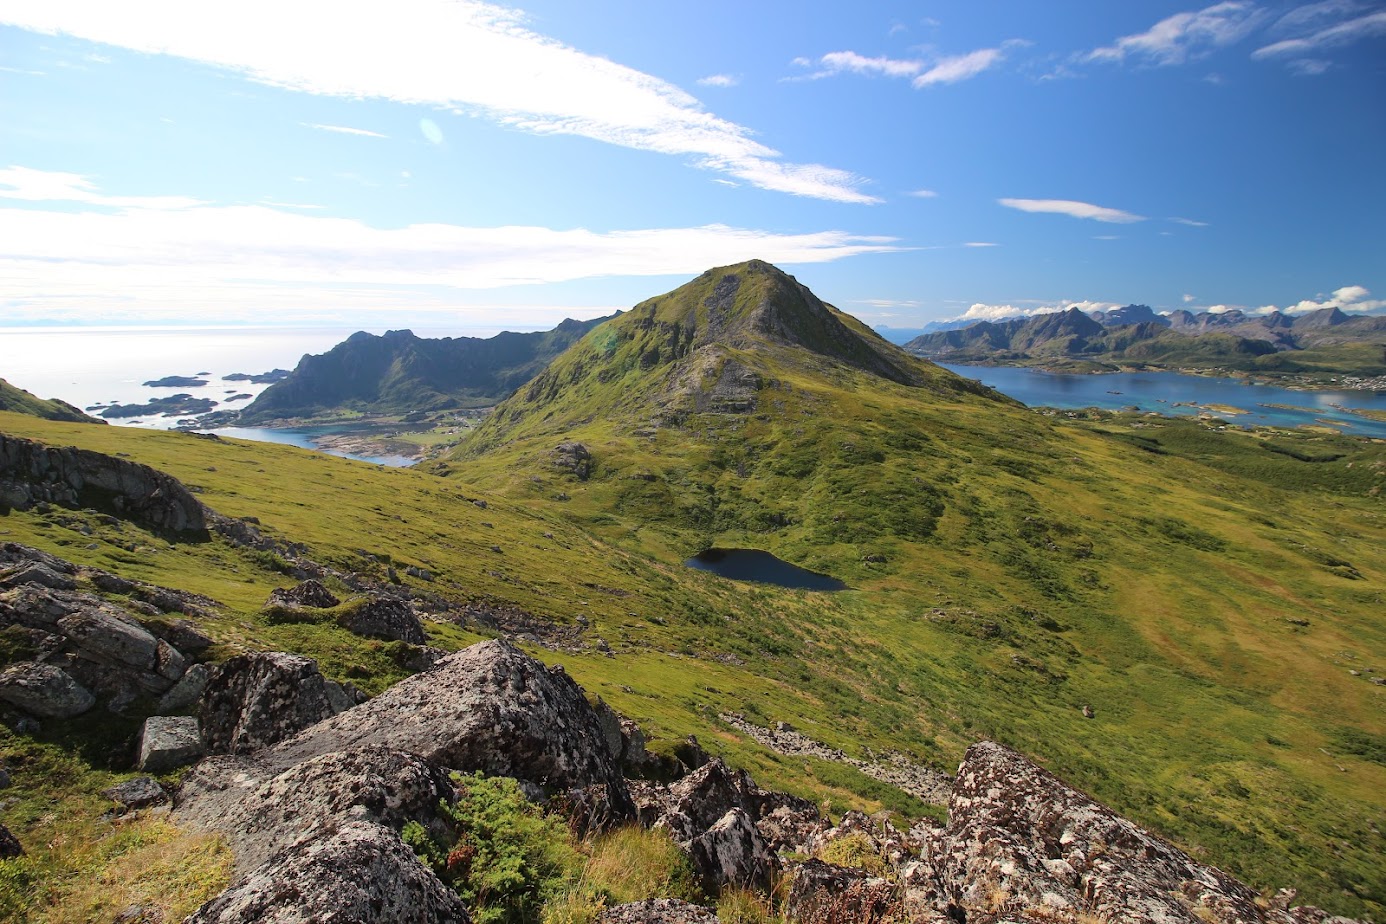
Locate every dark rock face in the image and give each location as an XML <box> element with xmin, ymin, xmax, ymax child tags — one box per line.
<box><xmin>0</xmin><ymin>823</ymin><xmax>22</xmax><ymax>859</ymax></box>
<box><xmin>597</xmin><ymin>899</ymin><xmax>718</xmax><ymax>923</ymax></box>
<box><xmin>0</xmin><ymin>660</ymin><xmax>95</xmax><ymax>718</ymax></box>
<box><xmin>184</xmin><ymin>821</ymin><xmax>471</xmax><ymax>924</ymax></box>
<box><xmin>265</xmin><ymin>580</ymin><xmax>339</xmax><ymax>609</ymax></box>
<box><xmin>336</xmin><ymin>595</ymin><xmax>425</xmax><ymax>645</ymax></box>
<box><xmin>199</xmin><ymin>652</ymin><xmax>338</xmax><ymax>755</ymax></box>
<box><xmin>0</xmin><ymin>433</ymin><xmax>207</xmax><ymax>535</ymax></box>
<box><xmin>137</xmin><ymin>715</ymin><xmax>203</xmax><ymax>772</ymax></box>
<box><xmin>179</xmin><ymin>747</ymin><xmax>455</xmax><ymax>872</ymax></box>
<box><xmin>101</xmin><ymin>776</ymin><xmax>169</xmax><ymax>811</ymax></box>
<box><xmin>685</xmin><ymin>806</ymin><xmax>776</xmax><ymax>891</ymax></box>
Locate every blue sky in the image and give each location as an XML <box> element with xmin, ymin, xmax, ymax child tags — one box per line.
<box><xmin>1</xmin><ymin>0</ymin><xmax>1383</xmax><ymax>331</ymax></box>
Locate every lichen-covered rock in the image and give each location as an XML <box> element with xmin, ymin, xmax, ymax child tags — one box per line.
<box><xmin>137</xmin><ymin>715</ymin><xmax>203</xmax><ymax>772</ymax></box>
<box><xmin>551</xmin><ymin>441</ymin><xmax>593</xmax><ymax>480</ymax></box>
<box><xmin>178</xmin><ymin>747</ymin><xmax>455</xmax><ymax>872</ymax></box>
<box><xmin>0</xmin><ymin>823</ymin><xmax>22</xmax><ymax>859</ymax></box>
<box><xmin>0</xmin><ymin>562</ymin><xmax>76</xmax><ymax>591</ymax></box>
<box><xmin>190</xmin><ymin>639</ymin><xmax>634</xmax><ymax>828</ymax></box>
<box><xmin>101</xmin><ymin>776</ymin><xmax>169</xmax><ymax>811</ymax></box>
<box><xmin>786</xmin><ymin>859</ymin><xmax>900</xmax><ymax>924</ymax></box>
<box><xmin>0</xmin><ymin>660</ymin><xmax>94</xmax><ymax>718</ymax></box>
<box><xmin>685</xmin><ymin>807</ymin><xmax>776</xmax><ymax>891</ymax></box>
<box><xmin>926</xmin><ymin>740</ymin><xmax>1346</xmax><ymax>924</ymax></box>
<box><xmin>654</xmin><ymin>758</ymin><xmax>755</xmax><ymax>842</ymax></box>
<box><xmin>336</xmin><ymin>595</ymin><xmax>425</xmax><ymax>645</ymax></box>
<box><xmin>158</xmin><ymin>662</ymin><xmax>210</xmax><ymax>714</ymax></box>
<box><xmin>597</xmin><ymin>899</ymin><xmax>717</xmax><ymax>924</ymax></box>
<box><xmin>183</xmin><ymin>821</ymin><xmax>470</xmax><ymax>924</ymax></box>
<box><xmin>199</xmin><ymin>652</ymin><xmax>337</xmax><ymax>754</ymax></box>
<box><xmin>265</xmin><ymin>580</ymin><xmax>339</xmax><ymax>610</ymax></box>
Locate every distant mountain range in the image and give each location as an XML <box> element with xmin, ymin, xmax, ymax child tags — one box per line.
<box><xmin>901</xmin><ymin>304</ymin><xmax>1386</xmax><ymax>377</ymax></box>
<box><xmin>238</xmin><ymin>316</ymin><xmax>617</xmax><ymax>423</ymax></box>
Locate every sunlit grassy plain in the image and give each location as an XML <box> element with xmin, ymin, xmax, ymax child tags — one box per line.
<box><xmin>0</xmin><ymin>268</ymin><xmax>1383</xmax><ymax>918</ymax></box>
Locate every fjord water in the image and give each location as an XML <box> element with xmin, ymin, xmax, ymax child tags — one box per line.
<box><xmin>684</xmin><ymin>548</ymin><xmax>847</xmax><ymax>591</ymax></box>
<box><xmin>941</xmin><ymin>364</ymin><xmax>1386</xmax><ymax>438</ymax></box>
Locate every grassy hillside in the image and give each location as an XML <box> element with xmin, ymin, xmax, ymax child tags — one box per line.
<box><xmin>0</xmin><ymin>378</ymin><xmax>100</xmax><ymax>424</ymax></box>
<box><xmin>2</xmin><ymin>265</ymin><xmax>1384</xmax><ymax>918</ymax></box>
<box><xmin>434</xmin><ymin>261</ymin><xmax>1386</xmax><ymax>916</ymax></box>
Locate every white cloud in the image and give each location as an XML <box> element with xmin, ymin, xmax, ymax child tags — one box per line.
<box><xmin>0</xmin><ymin>165</ymin><xmax>204</xmax><ymax>210</ymax></box>
<box><xmin>952</xmin><ymin>299</ymin><xmax>1120</xmax><ymax>322</ymax></box>
<box><xmin>301</xmin><ymin>122</ymin><xmax>387</xmax><ymax>138</ymax></box>
<box><xmin>1280</xmin><ymin>284</ymin><xmax>1386</xmax><ymax>315</ymax></box>
<box><xmin>1286</xmin><ymin>57</ymin><xmax>1333</xmax><ymax>74</ymax></box>
<box><xmin>1170</xmin><ymin>216</ymin><xmax>1209</xmax><ymax>226</ymax></box>
<box><xmin>796</xmin><ymin>44</ymin><xmax>1011</xmax><ymax>87</ymax></box>
<box><xmin>1</xmin><ymin>0</ymin><xmax>875</xmax><ymax>204</ymax></box>
<box><xmin>1183</xmin><ymin>293</ymin><xmax>1197</xmax><ymax>303</ymax></box>
<box><xmin>913</xmin><ymin>47</ymin><xmax>1005</xmax><ymax>86</ymax></box>
<box><xmin>819</xmin><ymin>50</ymin><xmax>923</xmax><ymax>78</ymax></box>
<box><xmin>0</xmin><ymin>167</ymin><xmax>906</xmax><ymax>322</ymax></box>
<box><xmin>907</xmin><ymin>188</ymin><xmax>938</xmax><ymax>198</ymax></box>
<box><xmin>1093</xmin><ymin>235</ymin><xmax>1121</xmax><ymax>240</ymax></box>
<box><xmin>998</xmin><ymin>197</ymin><xmax>1145</xmax><ymax>223</ymax></box>
<box><xmin>1254</xmin><ymin>9</ymin><xmax>1386</xmax><ymax>57</ymax></box>
<box><xmin>963</xmin><ymin>242</ymin><xmax>998</xmax><ymax>248</ymax></box>
<box><xmin>1087</xmin><ymin>2</ymin><xmax>1263</xmax><ymax>65</ymax></box>
<box><xmin>696</xmin><ymin>73</ymin><xmax>738</xmax><ymax>88</ymax></box>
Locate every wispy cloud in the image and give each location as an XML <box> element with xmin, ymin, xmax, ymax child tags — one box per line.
<box><xmin>907</xmin><ymin>188</ymin><xmax>938</xmax><ymax>198</ymax></box>
<box><xmin>0</xmin><ymin>167</ymin><xmax>906</xmax><ymax>321</ymax></box>
<box><xmin>696</xmin><ymin>73</ymin><xmax>738</xmax><ymax>88</ymax></box>
<box><xmin>1087</xmin><ymin>2</ymin><xmax>1263</xmax><ymax>65</ymax></box>
<box><xmin>1170</xmin><ymin>216</ymin><xmax>1209</xmax><ymax>226</ymax></box>
<box><xmin>0</xmin><ymin>165</ymin><xmax>203</xmax><ymax>210</ymax></box>
<box><xmin>301</xmin><ymin>122</ymin><xmax>387</xmax><ymax>138</ymax></box>
<box><xmin>793</xmin><ymin>44</ymin><xmax>1013</xmax><ymax>87</ymax></box>
<box><xmin>1253</xmin><ymin>9</ymin><xmax>1386</xmax><ymax>61</ymax></box>
<box><xmin>963</xmin><ymin>241</ymin><xmax>998</xmax><ymax>248</ymax></box>
<box><xmin>0</xmin><ymin>0</ymin><xmax>875</xmax><ymax>203</ymax></box>
<box><xmin>914</xmin><ymin>47</ymin><xmax>1007</xmax><ymax>86</ymax></box>
<box><xmin>998</xmin><ymin>197</ymin><xmax>1145</xmax><ymax>223</ymax></box>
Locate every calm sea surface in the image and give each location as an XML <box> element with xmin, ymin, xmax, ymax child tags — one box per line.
<box><xmin>940</xmin><ymin>364</ymin><xmax>1386</xmax><ymax>439</ymax></box>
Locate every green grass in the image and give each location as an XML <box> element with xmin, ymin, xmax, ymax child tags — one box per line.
<box><xmin>2</xmin><ymin>369</ymin><xmax>1385</xmax><ymax>917</ymax></box>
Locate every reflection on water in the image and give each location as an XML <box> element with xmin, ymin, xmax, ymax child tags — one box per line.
<box><xmin>685</xmin><ymin>548</ymin><xmax>846</xmax><ymax>591</ymax></box>
<box><xmin>940</xmin><ymin>365</ymin><xmax>1386</xmax><ymax>438</ymax></box>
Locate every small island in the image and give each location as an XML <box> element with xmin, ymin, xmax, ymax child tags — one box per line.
<box><xmin>101</xmin><ymin>393</ymin><xmax>218</xmax><ymax>419</ymax></box>
<box><xmin>142</xmin><ymin>375</ymin><xmax>209</xmax><ymax>387</ymax></box>
<box><xmin>222</xmin><ymin>369</ymin><xmax>291</xmax><ymax>384</ymax></box>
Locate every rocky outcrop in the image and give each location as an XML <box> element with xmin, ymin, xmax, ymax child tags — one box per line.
<box><xmin>787</xmin><ymin>859</ymin><xmax>899</xmax><ymax>924</ymax></box>
<box><xmin>551</xmin><ymin>441</ymin><xmax>593</xmax><ymax>480</ymax></box>
<box><xmin>265</xmin><ymin>580</ymin><xmax>339</xmax><ymax>610</ymax></box>
<box><xmin>0</xmin><ymin>433</ymin><xmax>207</xmax><ymax>535</ymax></box>
<box><xmin>209</xmin><ymin>640</ymin><xmax>634</xmax><ymax>821</ymax></box>
<box><xmin>0</xmin><ymin>660</ymin><xmax>94</xmax><ymax>718</ymax></box>
<box><xmin>336</xmin><ymin>595</ymin><xmax>426</xmax><ymax>644</ymax></box>
<box><xmin>597</xmin><ymin>899</ymin><xmax>718</xmax><ymax>923</ymax></box>
<box><xmin>685</xmin><ymin>806</ymin><xmax>776</xmax><ymax>891</ymax></box>
<box><xmin>179</xmin><ymin>747</ymin><xmax>455</xmax><ymax>872</ymax></box>
<box><xmin>184</xmin><ymin>821</ymin><xmax>471</xmax><ymax>924</ymax></box>
<box><xmin>909</xmin><ymin>741</ymin><xmax>1363</xmax><ymax>924</ymax></box>
<box><xmin>199</xmin><ymin>652</ymin><xmax>340</xmax><ymax>755</ymax></box>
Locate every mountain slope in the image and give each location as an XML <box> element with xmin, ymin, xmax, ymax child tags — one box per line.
<box><xmin>239</xmin><ymin>316</ymin><xmax>616</xmax><ymax>422</ymax></box>
<box><xmin>0</xmin><ymin>376</ymin><xmax>102</xmax><ymax>423</ymax></box>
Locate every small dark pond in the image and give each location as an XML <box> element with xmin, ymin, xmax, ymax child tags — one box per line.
<box><xmin>684</xmin><ymin>548</ymin><xmax>846</xmax><ymax>591</ymax></box>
